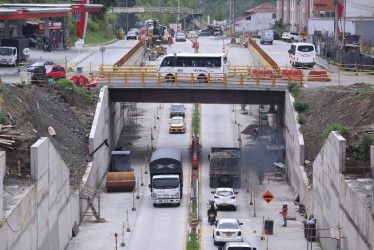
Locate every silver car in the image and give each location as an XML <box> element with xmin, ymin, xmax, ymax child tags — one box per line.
<box><xmin>213</xmin><ymin>218</ymin><xmax>243</xmax><ymax>245</ymax></box>
<box><xmin>212</xmin><ymin>187</ymin><xmax>238</xmax><ymax>210</ymax></box>
<box><xmin>219</xmin><ymin>242</ymin><xmax>257</xmax><ymax>250</ymax></box>
<box><xmin>175</xmin><ymin>32</ymin><xmax>186</xmax><ymax>42</ymax></box>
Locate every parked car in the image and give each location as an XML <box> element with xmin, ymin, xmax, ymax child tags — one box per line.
<box><xmin>213</xmin><ymin>26</ymin><xmax>223</xmax><ymax>36</ymax></box>
<box><xmin>175</xmin><ymin>32</ymin><xmax>186</xmax><ymax>42</ymax></box>
<box><xmin>282</xmin><ymin>31</ymin><xmax>302</xmax><ymax>42</ymax></box>
<box><xmin>26</xmin><ymin>61</ymin><xmax>55</xmax><ymax>72</ymax></box>
<box><xmin>213</xmin><ymin>218</ymin><xmax>243</xmax><ymax>245</ymax></box>
<box><xmin>219</xmin><ymin>242</ymin><xmax>257</xmax><ymax>250</ymax></box>
<box><xmin>198</xmin><ymin>29</ymin><xmax>211</xmax><ymax>37</ymax></box>
<box><xmin>29</xmin><ymin>37</ymin><xmax>37</xmax><ymax>48</ymax></box>
<box><xmin>45</xmin><ymin>65</ymin><xmax>66</xmax><ymax>79</ymax></box>
<box><xmin>127</xmin><ymin>30</ymin><xmax>137</xmax><ymax>40</ymax></box>
<box><xmin>212</xmin><ymin>188</ymin><xmax>238</xmax><ymax>210</ymax></box>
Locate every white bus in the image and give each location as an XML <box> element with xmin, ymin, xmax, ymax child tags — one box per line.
<box><xmin>288</xmin><ymin>43</ymin><xmax>316</xmax><ymax>68</ymax></box>
<box><xmin>158</xmin><ymin>53</ymin><xmax>228</xmax><ymax>81</ymax></box>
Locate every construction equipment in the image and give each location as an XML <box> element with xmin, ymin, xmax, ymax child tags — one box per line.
<box><xmin>106</xmin><ymin>151</ymin><xmax>136</xmax><ymax>191</ymax></box>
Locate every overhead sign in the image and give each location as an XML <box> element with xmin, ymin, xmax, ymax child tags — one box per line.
<box><xmin>262</xmin><ymin>190</ymin><xmax>274</xmax><ymax>204</ymax></box>
<box><xmin>300</xmin><ymin>31</ymin><xmax>307</xmax><ymax>38</ymax></box>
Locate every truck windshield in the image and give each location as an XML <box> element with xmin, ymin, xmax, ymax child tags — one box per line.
<box><xmin>153</xmin><ymin>177</ymin><xmax>179</xmax><ymax>189</ymax></box>
<box><xmin>0</xmin><ymin>48</ymin><xmax>12</xmax><ymax>56</ymax></box>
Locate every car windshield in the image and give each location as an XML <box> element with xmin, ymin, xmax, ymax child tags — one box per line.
<box><xmin>298</xmin><ymin>45</ymin><xmax>314</xmax><ymax>52</ymax></box>
<box><xmin>217</xmin><ymin>191</ymin><xmax>233</xmax><ymax>196</ymax></box>
<box><xmin>128</xmin><ymin>31</ymin><xmax>136</xmax><ymax>35</ymax></box>
<box><xmin>32</xmin><ymin>62</ymin><xmax>45</xmax><ymax>67</ymax></box>
<box><xmin>218</xmin><ymin>221</ymin><xmax>240</xmax><ymax>229</ymax></box>
<box><xmin>177</xmin><ymin>33</ymin><xmax>185</xmax><ymax>37</ymax></box>
<box><xmin>44</xmin><ymin>65</ymin><xmax>53</xmax><ymax>72</ymax></box>
<box><xmin>172</xmin><ymin>105</ymin><xmax>183</xmax><ymax>111</ymax></box>
<box><xmin>0</xmin><ymin>48</ymin><xmax>12</xmax><ymax>56</ymax></box>
<box><xmin>153</xmin><ymin>177</ymin><xmax>179</xmax><ymax>189</ymax></box>
<box><xmin>226</xmin><ymin>247</ymin><xmax>252</xmax><ymax>250</ymax></box>
<box><xmin>171</xmin><ymin>118</ymin><xmax>183</xmax><ymax>124</ymax></box>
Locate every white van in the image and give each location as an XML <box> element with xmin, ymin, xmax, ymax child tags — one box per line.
<box><xmin>288</xmin><ymin>43</ymin><xmax>316</xmax><ymax>68</ymax></box>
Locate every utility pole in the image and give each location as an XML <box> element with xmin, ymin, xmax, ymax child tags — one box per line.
<box><xmin>177</xmin><ymin>0</ymin><xmax>180</xmax><ymax>24</ymax></box>
<box><xmin>334</xmin><ymin>0</ymin><xmax>339</xmax><ymax>60</ymax></box>
<box><xmin>229</xmin><ymin>0</ymin><xmax>232</xmax><ymax>35</ymax></box>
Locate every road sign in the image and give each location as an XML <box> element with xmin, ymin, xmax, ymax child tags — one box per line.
<box><xmin>300</xmin><ymin>31</ymin><xmax>307</xmax><ymax>38</ymax></box>
<box><xmin>262</xmin><ymin>190</ymin><xmax>274</xmax><ymax>203</ymax></box>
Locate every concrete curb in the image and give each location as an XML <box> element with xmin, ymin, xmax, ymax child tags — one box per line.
<box><xmin>83</xmin><ymin>39</ymin><xmax>118</xmax><ymax>47</ymax></box>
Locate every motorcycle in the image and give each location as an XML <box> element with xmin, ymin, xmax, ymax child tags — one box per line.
<box><xmin>208</xmin><ymin>212</ymin><xmax>216</xmax><ymax>224</ymax></box>
<box><xmin>43</xmin><ymin>43</ymin><xmax>52</xmax><ymax>52</ymax></box>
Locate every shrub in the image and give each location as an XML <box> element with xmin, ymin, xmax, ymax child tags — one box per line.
<box><xmin>322</xmin><ymin>124</ymin><xmax>350</xmax><ymax>140</ymax></box>
<box><xmin>56</xmin><ymin>78</ymin><xmax>98</xmax><ymax>100</ymax></box>
<box><xmin>187</xmin><ymin>230</ymin><xmax>199</xmax><ymax>250</ymax></box>
<box><xmin>297</xmin><ymin>115</ymin><xmax>306</xmax><ymax>125</ymax></box>
<box><xmin>287</xmin><ymin>82</ymin><xmax>299</xmax><ymax>97</ymax></box>
<box><xmin>193</xmin><ymin>104</ymin><xmax>200</xmax><ymax>135</ymax></box>
<box><xmin>350</xmin><ymin>133</ymin><xmax>374</xmax><ymax>153</ymax></box>
<box><xmin>0</xmin><ymin>114</ymin><xmax>8</xmax><ymax>125</ymax></box>
<box><xmin>293</xmin><ymin>98</ymin><xmax>310</xmax><ymax>112</ymax></box>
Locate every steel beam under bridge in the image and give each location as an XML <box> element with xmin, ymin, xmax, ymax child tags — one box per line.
<box><xmin>108</xmin><ymin>86</ymin><xmax>285</xmax><ymax>105</ymax></box>
<box><xmin>111</xmin><ymin>6</ymin><xmax>203</xmax><ymax>15</ymax></box>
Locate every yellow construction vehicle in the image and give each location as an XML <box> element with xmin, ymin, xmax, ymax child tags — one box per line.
<box><xmin>106</xmin><ymin>151</ymin><xmax>136</xmax><ymax>191</ymax></box>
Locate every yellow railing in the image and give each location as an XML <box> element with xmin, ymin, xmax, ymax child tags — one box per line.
<box><xmin>89</xmin><ymin>72</ymin><xmax>303</xmax><ymax>86</ymax></box>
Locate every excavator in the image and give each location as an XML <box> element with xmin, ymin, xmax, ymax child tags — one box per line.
<box><xmin>106</xmin><ymin>151</ymin><xmax>136</xmax><ymax>191</ymax></box>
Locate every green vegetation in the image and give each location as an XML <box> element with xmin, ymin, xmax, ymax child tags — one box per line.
<box><xmin>56</xmin><ymin>78</ymin><xmax>98</xmax><ymax>100</ymax></box>
<box><xmin>271</xmin><ymin>18</ymin><xmax>290</xmax><ymax>37</ymax></box>
<box><xmin>0</xmin><ymin>114</ymin><xmax>8</xmax><ymax>125</ymax></box>
<box><xmin>193</xmin><ymin>104</ymin><xmax>200</xmax><ymax>135</ymax></box>
<box><xmin>322</xmin><ymin>124</ymin><xmax>350</xmax><ymax>140</ymax></box>
<box><xmin>350</xmin><ymin>133</ymin><xmax>374</xmax><ymax>154</ymax></box>
<box><xmin>293</xmin><ymin>98</ymin><xmax>310</xmax><ymax>112</ymax></box>
<box><xmin>187</xmin><ymin>230</ymin><xmax>199</xmax><ymax>250</ymax></box>
<box><xmin>297</xmin><ymin>115</ymin><xmax>306</xmax><ymax>125</ymax></box>
<box><xmin>287</xmin><ymin>82</ymin><xmax>300</xmax><ymax>98</ymax></box>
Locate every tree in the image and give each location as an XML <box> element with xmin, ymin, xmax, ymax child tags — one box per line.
<box><xmin>272</xmin><ymin>18</ymin><xmax>289</xmax><ymax>36</ymax></box>
<box><xmin>214</xmin><ymin>5</ymin><xmax>224</xmax><ymax>21</ymax></box>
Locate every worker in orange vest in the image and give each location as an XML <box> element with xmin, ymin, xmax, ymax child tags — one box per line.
<box><xmin>280</xmin><ymin>202</ymin><xmax>288</xmax><ymax>227</ymax></box>
<box><xmin>192</xmin><ymin>38</ymin><xmax>199</xmax><ymax>53</ymax></box>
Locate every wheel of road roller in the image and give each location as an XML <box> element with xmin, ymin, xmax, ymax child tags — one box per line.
<box><xmin>106</xmin><ymin>172</ymin><xmax>136</xmax><ymax>191</ymax></box>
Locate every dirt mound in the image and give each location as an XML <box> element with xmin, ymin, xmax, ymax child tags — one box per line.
<box><xmin>299</xmin><ymin>83</ymin><xmax>374</xmax><ymax>180</ymax></box>
<box><xmin>1</xmin><ymin>83</ymin><xmax>98</xmax><ymax>184</ymax></box>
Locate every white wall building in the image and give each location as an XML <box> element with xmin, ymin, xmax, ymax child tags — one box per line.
<box><xmin>234</xmin><ymin>2</ymin><xmax>277</xmax><ymax>33</ymax></box>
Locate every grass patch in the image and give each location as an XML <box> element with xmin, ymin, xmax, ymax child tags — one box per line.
<box><xmin>193</xmin><ymin>104</ymin><xmax>200</xmax><ymax>135</ymax></box>
<box><xmin>287</xmin><ymin>82</ymin><xmax>300</xmax><ymax>97</ymax></box>
<box><xmin>0</xmin><ymin>114</ymin><xmax>8</xmax><ymax>125</ymax></box>
<box><xmin>187</xmin><ymin>230</ymin><xmax>199</xmax><ymax>250</ymax></box>
<box><xmin>322</xmin><ymin>124</ymin><xmax>350</xmax><ymax>140</ymax></box>
<box><xmin>56</xmin><ymin>78</ymin><xmax>98</xmax><ymax>100</ymax></box>
<box><xmin>350</xmin><ymin>133</ymin><xmax>374</xmax><ymax>153</ymax></box>
<box><xmin>297</xmin><ymin>115</ymin><xmax>306</xmax><ymax>125</ymax></box>
<box><xmin>293</xmin><ymin>98</ymin><xmax>310</xmax><ymax>112</ymax></box>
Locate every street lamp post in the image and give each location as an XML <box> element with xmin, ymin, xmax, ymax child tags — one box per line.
<box><xmin>100</xmin><ymin>46</ymin><xmax>106</xmax><ymax>75</ymax></box>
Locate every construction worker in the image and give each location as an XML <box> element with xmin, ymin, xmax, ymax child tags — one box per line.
<box><xmin>280</xmin><ymin>202</ymin><xmax>288</xmax><ymax>227</ymax></box>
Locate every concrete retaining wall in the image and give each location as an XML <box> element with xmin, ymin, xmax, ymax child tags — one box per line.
<box><xmin>124</xmin><ymin>46</ymin><xmax>145</xmax><ymax>66</ymax></box>
<box><xmin>313</xmin><ymin>132</ymin><xmax>373</xmax><ymax>250</ymax></box>
<box><xmin>283</xmin><ymin>92</ymin><xmax>313</xmax><ymax>215</ymax></box>
<box><xmin>0</xmin><ymin>137</ymin><xmax>79</xmax><ymax>250</ymax></box>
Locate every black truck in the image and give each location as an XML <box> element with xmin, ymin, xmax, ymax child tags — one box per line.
<box><xmin>0</xmin><ymin>37</ymin><xmax>29</xmax><ymax>66</ymax></box>
<box><xmin>149</xmin><ymin>148</ymin><xmax>183</xmax><ymax>206</ymax></box>
<box><xmin>208</xmin><ymin>147</ymin><xmax>242</xmax><ymax>188</ymax></box>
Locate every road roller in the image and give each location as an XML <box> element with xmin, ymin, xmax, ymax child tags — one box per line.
<box><xmin>106</xmin><ymin>151</ymin><xmax>136</xmax><ymax>191</ymax></box>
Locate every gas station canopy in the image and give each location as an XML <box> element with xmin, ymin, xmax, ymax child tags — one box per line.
<box><xmin>0</xmin><ymin>3</ymin><xmax>103</xmax><ymax>19</ymax></box>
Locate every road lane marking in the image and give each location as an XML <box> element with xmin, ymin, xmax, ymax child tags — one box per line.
<box><xmin>266</xmin><ymin>51</ymin><xmax>288</xmax><ymax>54</ymax></box>
<box><xmin>159</xmin><ymin>118</ymin><xmax>192</xmax><ymax>121</ymax></box>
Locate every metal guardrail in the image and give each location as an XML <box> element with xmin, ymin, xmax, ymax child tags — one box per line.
<box><xmin>90</xmin><ymin>72</ymin><xmax>303</xmax><ymax>86</ymax></box>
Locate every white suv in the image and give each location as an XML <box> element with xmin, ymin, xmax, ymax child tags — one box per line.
<box><xmin>282</xmin><ymin>32</ymin><xmax>303</xmax><ymax>42</ymax></box>
<box><xmin>212</xmin><ymin>187</ymin><xmax>238</xmax><ymax>210</ymax></box>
